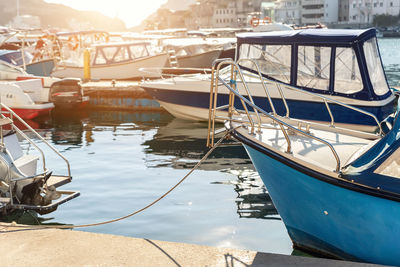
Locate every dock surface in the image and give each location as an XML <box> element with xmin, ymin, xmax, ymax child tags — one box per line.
<box><xmin>0</xmin><ymin>224</ymin><xmax>380</xmax><ymax>266</ymax></box>
<box><xmin>81</xmin><ymin>80</ymin><xmax>162</xmax><ymax>111</ymax></box>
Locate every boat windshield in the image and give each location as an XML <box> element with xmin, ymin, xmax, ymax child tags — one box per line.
<box><xmin>94</xmin><ymin>43</ymin><xmax>151</xmax><ymax>65</ymax></box>
<box><xmin>334</xmin><ymin>46</ymin><xmax>363</xmax><ymax>94</ymax></box>
<box><xmin>0</xmin><ymin>51</ymin><xmax>32</xmax><ymax>66</ymax></box>
<box><xmin>363</xmin><ymin>37</ymin><xmax>389</xmax><ymax>96</ymax></box>
<box><xmin>297</xmin><ymin>46</ymin><xmax>331</xmax><ymax>91</ymax></box>
<box><xmin>130</xmin><ymin>44</ymin><xmax>150</xmax><ymax>59</ymax></box>
<box><xmin>238</xmin><ymin>44</ymin><xmax>291</xmax><ymax>84</ymax></box>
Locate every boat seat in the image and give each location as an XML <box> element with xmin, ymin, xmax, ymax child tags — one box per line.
<box><xmin>4</xmin><ymin>133</ymin><xmax>23</xmax><ymax>160</ymax></box>
<box><xmin>14</xmin><ymin>154</ymin><xmax>39</xmax><ymax>177</ymax></box>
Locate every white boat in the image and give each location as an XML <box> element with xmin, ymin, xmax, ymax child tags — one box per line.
<box><xmin>140</xmin><ymin>29</ymin><xmax>395</xmax><ymax>132</ymax></box>
<box><xmin>162</xmin><ymin>37</ymin><xmax>236</xmax><ymax>69</ymax></box>
<box><xmin>0</xmin><ymin>79</ymin><xmax>54</xmax><ymax>119</ymax></box>
<box><xmin>0</xmin><ymin>104</ymin><xmax>79</xmax><ymax>215</ymax></box>
<box><xmin>52</xmin><ymin>41</ymin><xmax>168</xmax><ymax>80</ymax></box>
<box><xmin>0</xmin><ymin>60</ymin><xmax>89</xmax><ymax>110</ymax></box>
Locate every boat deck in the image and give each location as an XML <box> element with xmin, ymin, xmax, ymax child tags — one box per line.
<box><xmin>239</xmin><ymin>123</ymin><xmax>373</xmax><ymax>172</ymax></box>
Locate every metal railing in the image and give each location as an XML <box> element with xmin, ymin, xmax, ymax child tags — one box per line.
<box><xmin>236</xmin><ymin>64</ymin><xmax>382</xmax><ymax>133</ymax></box>
<box><xmin>0</xmin><ymin>104</ymin><xmax>71</xmax><ymax>177</ymax></box>
<box><xmin>206</xmin><ymin>59</ymin><xmax>384</xmax><ymax>173</ymax></box>
<box><xmin>139</xmin><ymin>67</ymin><xmax>212</xmax><ymax>82</ymax></box>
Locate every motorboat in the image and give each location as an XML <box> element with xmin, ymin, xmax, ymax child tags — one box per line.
<box><xmin>141</xmin><ymin>29</ymin><xmax>395</xmax><ymax>132</ymax></box>
<box><xmin>0</xmin><ymin>60</ymin><xmax>89</xmax><ymax>110</ymax></box>
<box><xmin>0</xmin><ymin>79</ymin><xmax>54</xmax><ymax>119</ymax></box>
<box><xmin>162</xmin><ymin>38</ymin><xmax>235</xmax><ymax>68</ymax></box>
<box><xmin>0</xmin><ymin>103</ymin><xmax>79</xmax><ymax>215</ymax></box>
<box><xmin>52</xmin><ymin>41</ymin><xmax>168</xmax><ymax>80</ymax></box>
<box><xmin>207</xmin><ymin>57</ymin><xmax>400</xmax><ymax>265</ymax></box>
<box><xmin>0</xmin><ymin>49</ymin><xmax>55</xmax><ymax>77</ymax></box>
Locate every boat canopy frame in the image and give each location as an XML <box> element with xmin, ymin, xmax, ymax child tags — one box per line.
<box><xmin>236</xmin><ymin>28</ymin><xmax>391</xmax><ymax>102</ymax></box>
<box><xmin>92</xmin><ymin>42</ymin><xmax>153</xmax><ymax>66</ymax></box>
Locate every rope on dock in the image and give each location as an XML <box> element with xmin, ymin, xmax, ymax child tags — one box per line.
<box><xmin>0</xmin><ymin>129</ymin><xmax>234</xmax><ymax>231</ymax></box>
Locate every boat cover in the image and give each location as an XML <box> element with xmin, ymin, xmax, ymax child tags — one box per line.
<box><xmin>237</xmin><ymin>28</ymin><xmax>376</xmax><ymax>46</ymax></box>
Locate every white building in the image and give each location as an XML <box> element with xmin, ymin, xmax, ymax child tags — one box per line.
<box><xmin>213</xmin><ymin>2</ymin><xmax>238</xmax><ymax>27</ymax></box>
<box><xmin>339</xmin><ymin>0</ymin><xmax>350</xmax><ymax>22</ymax></box>
<box><xmin>349</xmin><ymin>0</ymin><xmax>400</xmax><ymax>24</ymax></box>
<box><xmin>8</xmin><ymin>15</ymin><xmax>41</xmax><ymax>29</ymax></box>
<box><xmin>301</xmin><ymin>0</ymin><xmax>339</xmax><ymax>24</ymax></box>
<box><xmin>275</xmin><ymin>0</ymin><xmax>302</xmax><ymax>24</ymax></box>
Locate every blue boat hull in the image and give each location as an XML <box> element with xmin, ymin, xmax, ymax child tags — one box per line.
<box><xmin>143</xmin><ymin>87</ymin><xmax>394</xmax><ymax>126</ymax></box>
<box><xmin>240</xmin><ymin>140</ymin><xmax>400</xmax><ymax>265</ymax></box>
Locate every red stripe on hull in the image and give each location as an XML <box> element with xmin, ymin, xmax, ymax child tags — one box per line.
<box><xmin>2</xmin><ymin>107</ymin><xmax>53</xmax><ymax>120</ymax></box>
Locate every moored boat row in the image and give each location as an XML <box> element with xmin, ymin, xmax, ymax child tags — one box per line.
<box><xmin>2</xmin><ymin>23</ymin><xmax>400</xmax><ymax>265</ymax></box>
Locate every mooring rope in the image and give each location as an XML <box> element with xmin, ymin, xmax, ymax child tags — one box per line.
<box><xmin>0</xmin><ymin>129</ymin><xmax>233</xmax><ymax>231</ymax></box>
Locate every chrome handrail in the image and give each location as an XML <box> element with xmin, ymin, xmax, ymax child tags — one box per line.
<box><xmin>0</xmin><ymin>104</ymin><xmax>71</xmax><ymax>177</ymax></box>
<box><xmin>208</xmin><ymin>59</ymin><xmax>342</xmax><ymax>172</ymax></box>
<box><xmin>237</xmin><ymin>59</ymin><xmax>277</xmax><ymax>116</ymax></box>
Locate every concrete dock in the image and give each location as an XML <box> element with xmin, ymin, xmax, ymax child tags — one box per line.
<box><xmin>81</xmin><ymin>80</ymin><xmax>162</xmax><ymax>111</ymax></box>
<box><xmin>0</xmin><ymin>224</ymin><xmax>381</xmax><ymax>266</ymax></box>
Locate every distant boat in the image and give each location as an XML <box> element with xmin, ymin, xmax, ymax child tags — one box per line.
<box><xmin>52</xmin><ymin>41</ymin><xmax>168</xmax><ymax>80</ymax></box>
<box><xmin>0</xmin><ymin>60</ymin><xmax>88</xmax><ymax>110</ymax></box>
<box><xmin>0</xmin><ymin>49</ymin><xmax>55</xmax><ymax>77</ymax></box>
<box><xmin>0</xmin><ymin>79</ymin><xmax>54</xmax><ymax>119</ymax></box>
<box><xmin>163</xmin><ymin>38</ymin><xmax>235</xmax><ymax>69</ymax></box>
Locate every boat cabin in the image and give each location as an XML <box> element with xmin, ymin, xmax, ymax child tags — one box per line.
<box><xmin>91</xmin><ymin>42</ymin><xmax>157</xmax><ymax>66</ymax></box>
<box><xmin>236</xmin><ymin>28</ymin><xmax>391</xmax><ymax>102</ymax></box>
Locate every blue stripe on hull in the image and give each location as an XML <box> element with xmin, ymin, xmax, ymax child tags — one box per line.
<box><xmin>243</xmin><ymin>144</ymin><xmax>400</xmax><ymax>265</ymax></box>
<box><xmin>143</xmin><ymin>88</ymin><xmax>394</xmax><ymax>125</ymax></box>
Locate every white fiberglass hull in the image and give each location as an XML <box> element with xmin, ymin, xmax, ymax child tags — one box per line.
<box><xmin>52</xmin><ymin>54</ymin><xmax>168</xmax><ymax>80</ymax></box>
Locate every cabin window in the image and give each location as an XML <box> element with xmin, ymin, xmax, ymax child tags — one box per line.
<box><xmin>334</xmin><ymin>47</ymin><xmax>363</xmax><ymax>94</ymax></box>
<box><xmin>113</xmin><ymin>46</ymin><xmax>130</xmax><ymax>63</ymax></box>
<box><xmin>94</xmin><ymin>51</ymin><xmax>107</xmax><ymax>65</ymax></box>
<box><xmin>297</xmin><ymin>46</ymin><xmax>331</xmax><ymax>91</ymax></box>
<box><xmin>102</xmin><ymin>47</ymin><xmax>118</xmax><ymax>62</ymax></box>
<box><xmin>364</xmin><ymin>38</ymin><xmax>389</xmax><ymax>96</ymax></box>
<box><xmin>238</xmin><ymin>44</ymin><xmax>291</xmax><ymax>84</ymax></box>
<box><xmin>130</xmin><ymin>45</ymin><xmax>149</xmax><ymax>59</ymax></box>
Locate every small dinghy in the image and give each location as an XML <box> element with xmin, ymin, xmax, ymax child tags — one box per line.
<box><xmin>0</xmin><ymin>104</ymin><xmax>79</xmax><ymax>215</ymax></box>
<box><xmin>207</xmin><ymin>58</ymin><xmax>400</xmax><ymax>265</ymax></box>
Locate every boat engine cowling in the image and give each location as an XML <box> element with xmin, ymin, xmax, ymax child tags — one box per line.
<box><xmin>49</xmin><ymin>78</ymin><xmax>83</xmax><ymax>107</ymax></box>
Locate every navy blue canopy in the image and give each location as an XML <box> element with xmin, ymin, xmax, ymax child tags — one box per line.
<box><xmin>237</xmin><ymin>28</ymin><xmax>376</xmax><ymax>46</ymax></box>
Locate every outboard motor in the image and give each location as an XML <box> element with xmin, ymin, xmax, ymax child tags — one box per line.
<box><xmin>49</xmin><ymin>78</ymin><xmax>84</xmax><ymax>108</ymax></box>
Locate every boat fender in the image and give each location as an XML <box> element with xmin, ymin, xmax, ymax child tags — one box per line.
<box><xmin>264</xmin><ymin>16</ymin><xmax>272</xmax><ymax>23</ymax></box>
<box><xmin>67</xmin><ymin>36</ymin><xmax>79</xmax><ymax>51</ymax></box>
<box><xmin>250</xmin><ymin>17</ymin><xmax>260</xmax><ymax>27</ymax></box>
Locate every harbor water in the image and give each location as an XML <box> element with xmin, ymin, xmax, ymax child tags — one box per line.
<box><xmin>9</xmin><ymin>38</ymin><xmax>400</xmax><ymax>257</ymax></box>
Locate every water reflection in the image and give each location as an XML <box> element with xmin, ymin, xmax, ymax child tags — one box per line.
<box><xmin>143</xmin><ymin>117</ymin><xmax>278</xmax><ymax>219</ymax></box>
<box><xmin>234</xmin><ymin>171</ymin><xmax>279</xmax><ymax>219</ymax></box>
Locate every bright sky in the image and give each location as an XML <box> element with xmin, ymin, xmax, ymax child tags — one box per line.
<box><xmin>44</xmin><ymin>0</ymin><xmax>168</xmax><ymax>27</ymax></box>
